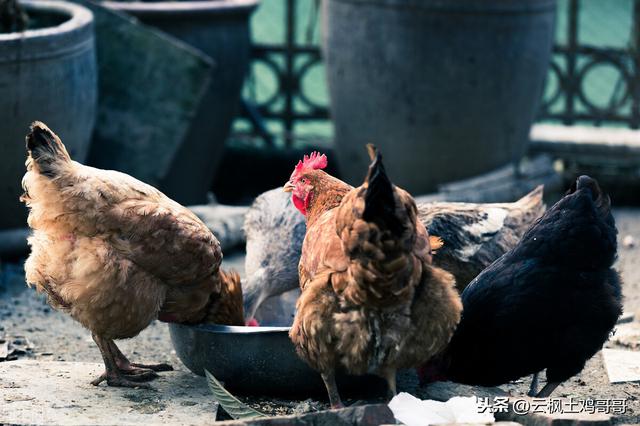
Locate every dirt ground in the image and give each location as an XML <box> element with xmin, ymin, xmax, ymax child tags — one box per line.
<box><xmin>1</xmin><ymin>210</ymin><xmax>639</xmax><ymax>424</ymax></box>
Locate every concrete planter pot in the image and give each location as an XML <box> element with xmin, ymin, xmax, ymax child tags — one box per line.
<box><xmin>324</xmin><ymin>0</ymin><xmax>556</xmax><ymax>193</ymax></box>
<box><xmin>103</xmin><ymin>0</ymin><xmax>259</xmax><ymax>205</ymax></box>
<box><xmin>0</xmin><ymin>0</ymin><xmax>97</xmax><ymax>230</ymax></box>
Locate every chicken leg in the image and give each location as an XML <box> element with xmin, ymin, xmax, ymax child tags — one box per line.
<box><xmin>90</xmin><ymin>334</ymin><xmax>171</xmax><ymax>388</ymax></box>
<box><xmin>109</xmin><ymin>341</ymin><xmax>173</xmax><ymax>373</ymax></box>
<box><xmin>381</xmin><ymin>369</ymin><xmax>397</xmax><ymax>401</ymax></box>
<box><xmin>321</xmin><ymin>370</ymin><xmax>344</xmax><ymax>409</ymax></box>
<box><xmin>527</xmin><ymin>372</ymin><xmax>540</xmax><ymax>397</ymax></box>
<box><xmin>536</xmin><ymin>381</ymin><xmax>561</xmax><ymax>398</ymax></box>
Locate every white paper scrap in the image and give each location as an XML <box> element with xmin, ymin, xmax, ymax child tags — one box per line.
<box><xmin>388</xmin><ymin>392</ymin><xmax>495</xmax><ymax>426</ymax></box>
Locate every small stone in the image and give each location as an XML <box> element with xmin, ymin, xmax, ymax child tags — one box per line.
<box><xmin>622</xmin><ymin>235</ymin><xmax>636</xmax><ymax>248</ymax></box>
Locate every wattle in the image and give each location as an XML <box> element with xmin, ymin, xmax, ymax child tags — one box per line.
<box><xmin>293</xmin><ymin>191</ymin><xmax>315</xmax><ymax>216</ymax></box>
<box><xmin>293</xmin><ymin>195</ymin><xmax>306</xmax><ymax>215</ymax></box>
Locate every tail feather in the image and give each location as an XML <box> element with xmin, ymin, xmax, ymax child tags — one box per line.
<box><xmin>26</xmin><ymin>121</ymin><xmax>70</xmax><ymax>177</ymax></box>
<box><xmin>335</xmin><ymin>145</ymin><xmax>422</xmax><ymax>306</ymax></box>
<box><xmin>516</xmin><ymin>185</ymin><xmax>544</xmax><ymax>209</ymax></box>
<box><xmin>362</xmin><ymin>144</ymin><xmax>404</xmax><ymax>236</ymax></box>
<box><xmin>569</xmin><ymin>175</ymin><xmax>611</xmax><ymax>217</ymax></box>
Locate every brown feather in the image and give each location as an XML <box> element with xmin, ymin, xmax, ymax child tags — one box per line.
<box><xmin>289</xmin><ymin>149</ymin><xmax>462</xmax><ymax>403</ymax></box>
<box><xmin>22</xmin><ymin>123</ymin><xmax>242</xmax><ymax>344</ymax></box>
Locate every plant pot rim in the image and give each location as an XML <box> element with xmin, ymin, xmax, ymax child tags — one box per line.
<box><xmin>327</xmin><ymin>0</ymin><xmax>556</xmax><ymax>13</ymax></box>
<box><xmin>0</xmin><ymin>0</ymin><xmax>93</xmax><ymax>63</ymax></box>
<box><xmin>102</xmin><ymin>0</ymin><xmax>260</xmax><ymax>17</ymax></box>
<box><xmin>0</xmin><ymin>0</ymin><xmax>92</xmax><ymax>42</ymax></box>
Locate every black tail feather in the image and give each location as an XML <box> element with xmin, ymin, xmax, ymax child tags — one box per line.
<box><xmin>26</xmin><ymin>122</ymin><xmax>70</xmax><ymax>177</ymax></box>
<box><xmin>568</xmin><ymin>175</ymin><xmax>611</xmax><ymax>217</ymax></box>
<box><xmin>362</xmin><ymin>144</ymin><xmax>404</xmax><ymax>235</ymax></box>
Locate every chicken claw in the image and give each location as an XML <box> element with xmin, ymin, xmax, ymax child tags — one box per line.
<box><xmin>91</xmin><ymin>373</ymin><xmax>153</xmax><ymax>389</ymax></box>
<box><xmin>91</xmin><ymin>334</ymin><xmax>171</xmax><ymax>389</ymax></box>
<box><xmin>128</xmin><ymin>362</ymin><xmax>173</xmax><ymax>372</ymax></box>
<box><xmin>91</xmin><ymin>369</ymin><xmax>158</xmax><ymax>386</ymax></box>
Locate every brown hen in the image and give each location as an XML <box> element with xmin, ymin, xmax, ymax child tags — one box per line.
<box><xmin>285</xmin><ymin>147</ymin><xmax>462</xmax><ymax>407</ymax></box>
<box><xmin>21</xmin><ymin>122</ymin><xmax>243</xmax><ymax>389</ymax></box>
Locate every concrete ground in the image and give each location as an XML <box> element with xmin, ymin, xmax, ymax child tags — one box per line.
<box><xmin>1</xmin><ymin>210</ymin><xmax>639</xmax><ymax>425</ymax></box>
<box><xmin>0</xmin><ymin>361</ymin><xmax>218</xmax><ymax>425</ymax></box>
<box><xmin>613</xmin><ymin>208</ymin><xmax>640</xmax><ymax>313</ymax></box>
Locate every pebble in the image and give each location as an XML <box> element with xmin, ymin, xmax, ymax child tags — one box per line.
<box><xmin>623</xmin><ymin>235</ymin><xmax>636</xmax><ymax>249</ymax></box>
<box><xmin>292</xmin><ymin>399</ymin><xmax>323</xmax><ymax>415</ymax></box>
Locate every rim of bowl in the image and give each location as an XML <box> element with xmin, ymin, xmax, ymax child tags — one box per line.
<box><xmin>177</xmin><ymin>323</ymin><xmax>292</xmax><ymax>334</ymax></box>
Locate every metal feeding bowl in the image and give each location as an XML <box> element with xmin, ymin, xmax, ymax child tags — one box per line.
<box><xmin>168</xmin><ymin>323</ymin><xmax>386</xmax><ymax>397</ymax></box>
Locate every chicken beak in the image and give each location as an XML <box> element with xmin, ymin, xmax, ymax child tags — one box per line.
<box><xmin>283</xmin><ymin>181</ymin><xmax>295</xmax><ymax>193</ymax></box>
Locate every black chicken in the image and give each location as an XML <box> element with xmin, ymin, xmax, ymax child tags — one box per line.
<box><xmin>430</xmin><ymin>175</ymin><xmax>623</xmax><ymax>397</ymax></box>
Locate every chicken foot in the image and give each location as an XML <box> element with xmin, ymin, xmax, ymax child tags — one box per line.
<box><xmin>321</xmin><ymin>370</ymin><xmax>344</xmax><ymax>409</ymax></box>
<box><xmin>90</xmin><ymin>334</ymin><xmax>168</xmax><ymax>388</ymax></box>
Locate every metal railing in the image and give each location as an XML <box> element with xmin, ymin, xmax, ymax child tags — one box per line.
<box><xmin>239</xmin><ymin>0</ymin><xmax>640</xmax><ymax>146</ymax></box>
<box><xmin>538</xmin><ymin>0</ymin><xmax>640</xmax><ymax>128</ymax></box>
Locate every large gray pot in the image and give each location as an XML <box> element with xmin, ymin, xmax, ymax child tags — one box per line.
<box><xmin>103</xmin><ymin>0</ymin><xmax>259</xmax><ymax>205</ymax></box>
<box><xmin>324</xmin><ymin>0</ymin><xmax>556</xmax><ymax>193</ymax></box>
<box><xmin>0</xmin><ymin>0</ymin><xmax>96</xmax><ymax>229</ymax></box>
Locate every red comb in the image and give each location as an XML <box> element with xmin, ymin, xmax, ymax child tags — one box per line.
<box><xmin>291</xmin><ymin>151</ymin><xmax>327</xmax><ymax>180</ymax></box>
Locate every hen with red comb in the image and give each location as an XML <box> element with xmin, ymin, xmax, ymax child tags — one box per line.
<box><xmin>283</xmin><ymin>151</ymin><xmax>340</xmax><ymax>217</ymax></box>
<box><xmin>284</xmin><ymin>146</ymin><xmax>461</xmax><ymax>408</ymax></box>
